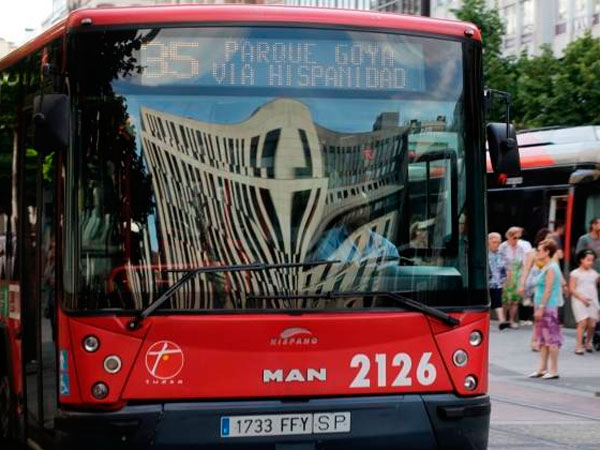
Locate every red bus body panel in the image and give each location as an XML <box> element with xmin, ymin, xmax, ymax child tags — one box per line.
<box><xmin>0</xmin><ymin>283</ymin><xmax>24</xmax><ymax>407</ymax></box>
<box><xmin>58</xmin><ymin>310</ymin><xmax>488</xmax><ymax>408</ymax></box>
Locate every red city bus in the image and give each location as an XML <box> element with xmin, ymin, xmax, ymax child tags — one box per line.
<box><xmin>0</xmin><ymin>5</ymin><xmax>514</xmax><ymax>449</ymax></box>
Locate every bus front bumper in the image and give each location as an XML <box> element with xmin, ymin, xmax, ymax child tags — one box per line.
<box><xmin>55</xmin><ymin>394</ymin><xmax>490</xmax><ymax>450</ymax></box>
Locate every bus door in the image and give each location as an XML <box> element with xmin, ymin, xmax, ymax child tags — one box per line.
<box><xmin>566</xmin><ymin>172</ymin><xmax>600</xmax><ymax>267</ymax></box>
<box><xmin>20</xmin><ymin>56</ymin><xmax>59</xmax><ymax>435</ymax></box>
<box><xmin>548</xmin><ymin>194</ymin><xmax>568</xmax><ymax>232</ymax></box>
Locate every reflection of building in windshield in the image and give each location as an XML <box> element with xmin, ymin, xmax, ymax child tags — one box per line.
<box><xmin>139</xmin><ymin>99</ymin><xmax>407</xmax><ymax>308</ymax></box>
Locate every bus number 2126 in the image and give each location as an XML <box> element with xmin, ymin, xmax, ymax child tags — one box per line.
<box><xmin>349</xmin><ymin>352</ymin><xmax>436</xmax><ymax>388</ymax></box>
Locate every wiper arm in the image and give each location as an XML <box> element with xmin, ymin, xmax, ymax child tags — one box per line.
<box><xmin>247</xmin><ymin>291</ymin><xmax>460</xmax><ymax>327</ymax></box>
<box><xmin>127</xmin><ymin>260</ymin><xmax>340</xmax><ymax>330</ymax></box>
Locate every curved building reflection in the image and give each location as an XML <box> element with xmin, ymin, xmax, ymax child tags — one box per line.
<box><xmin>139</xmin><ymin>98</ymin><xmax>407</xmax><ymax>309</ymax></box>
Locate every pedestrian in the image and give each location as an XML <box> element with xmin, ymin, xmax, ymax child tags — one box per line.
<box><xmin>550</xmin><ymin>223</ymin><xmax>565</xmax><ymax>260</ymax></box>
<box><xmin>499</xmin><ymin>226</ymin><xmax>532</xmax><ymax>328</ymax></box>
<box><xmin>488</xmin><ymin>232</ymin><xmax>509</xmax><ymax>330</ymax></box>
<box><xmin>520</xmin><ymin>228</ymin><xmax>566</xmax><ymax>351</ymax></box>
<box><xmin>575</xmin><ymin>218</ymin><xmax>600</xmax><ymax>272</ymax></box>
<box><xmin>529</xmin><ymin>239</ymin><xmax>563</xmax><ymax>380</ymax></box>
<box><xmin>569</xmin><ymin>249</ymin><xmax>599</xmax><ymax>354</ymax></box>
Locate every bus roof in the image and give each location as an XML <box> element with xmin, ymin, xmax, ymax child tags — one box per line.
<box><xmin>518</xmin><ymin>126</ymin><xmax>600</xmax><ymax>147</ymax></box>
<box><xmin>487</xmin><ymin>126</ymin><xmax>600</xmax><ymax>172</ymax></box>
<box><xmin>0</xmin><ymin>4</ymin><xmax>480</xmax><ymax>72</ymax></box>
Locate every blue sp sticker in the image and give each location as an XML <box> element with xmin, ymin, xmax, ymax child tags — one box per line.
<box><xmin>60</xmin><ymin>372</ymin><xmax>70</xmax><ymax>396</ymax></box>
<box><xmin>59</xmin><ymin>349</ymin><xmax>69</xmax><ymax>372</ymax></box>
<box><xmin>221</xmin><ymin>417</ymin><xmax>230</xmax><ymax>437</ymax></box>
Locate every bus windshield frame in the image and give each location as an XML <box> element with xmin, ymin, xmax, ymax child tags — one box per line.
<box><xmin>63</xmin><ymin>25</ymin><xmax>486</xmax><ymax>313</ymax></box>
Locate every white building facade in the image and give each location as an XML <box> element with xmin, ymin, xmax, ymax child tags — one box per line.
<box><xmin>431</xmin><ymin>0</ymin><xmax>600</xmax><ymax>56</ymax></box>
<box><xmin>285</xmin><ymin>0</ymin><xmax>371</xmax><ymax>8</ymax></box>
<box><xmin>43</xmin><ymin>1</ymin><xmax>285</xmax><ymax>28</ymax></box>
<box><xmin>41</xmin><ymin>1</ymin><xmax>600</xmax><ymax>60</ymax></box>
<box><xmin>0</xmin><ymin>39</ymin><xmax>17</xmax><ymax>59</ymax></box>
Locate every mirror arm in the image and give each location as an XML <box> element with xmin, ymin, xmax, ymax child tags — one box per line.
<box><xmin>485</xmin><ymin>88</ymin><xmax>513</xmax><ymax>137</ymax></box>
<box><xmin>504</xmin><ymin>94</ymin><xmax>510</xmax><ymax>139</ymax></box>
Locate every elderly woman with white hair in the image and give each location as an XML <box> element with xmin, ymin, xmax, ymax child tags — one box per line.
<box><xmin>488</xmin><ymin>232</ymin><xmax>509</xmax><ymax>330</ymax></box>
<box><xmin>499</xmin><ymin>226</ymin><xmax>532</xmax><ymax>328</ymax></box>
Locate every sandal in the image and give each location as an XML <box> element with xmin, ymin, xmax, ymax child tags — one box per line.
<box><xmin>528</xmin><ymin>370</ymin><xmax>547</xmax><ymax>378</ymax></box>
<box><xmin>541</xmin><ymin>373</ymin><xmax>560</xmax><ymax>380</ymax></box>
<box><xmin>585</xmin><ymin>345</ymin><xmax>594</xmax><ymax>353</ymax></box>
<box><xmin>575</xmin><ymin>349</ymin><xmax>585</xmax><ymax>355</ymax></box>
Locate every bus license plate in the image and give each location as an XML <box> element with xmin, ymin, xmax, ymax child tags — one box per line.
<box><xmin>220</xmin><ymin>412</ymin><xmax>351</xmax><ymax>438</ymax></box>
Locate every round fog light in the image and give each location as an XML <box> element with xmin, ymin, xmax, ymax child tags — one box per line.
<box><xmin>91</xmin><ymin>382</ymin><xmax>109</xmax><ymax>399</ymax></box>
<box><xmin>104</xmin><ymin>355</ymin><xmax>122</xmax><ymax>374</ymax></box>
<box><xmin>464</xmin><ymin>375</ymin><xmax>477</xmax><ymax>391</ymax></box>
<box><xmin>453</xmin><ymin>349</ymin><xmax>468</xmax><ymax>367</ymax></box>
<box><xmin>469</xmin><ymin>330</ymin><xmax>483</xmax><ymax>347</ymax></box>
<box><xmin>82</xmin><ymin>335</ymin><xmax>100</xmax><ymax>353</ymax></box>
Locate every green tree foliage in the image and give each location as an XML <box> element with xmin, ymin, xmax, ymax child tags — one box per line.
<box><xmin>455</xmin><ymin>1</ymin><xmax>600</xmax><ymax>130</ymax></box>
<box><xmin>549</xmin><ymin>32</ymin><xmax>600</xmax><ymax>126</ymax></box>
<box><xmin>453</xmin><ymin>0</ymin><xmax>514</xmax><ymax>93</ymax></box>
<box><xmin>511</xmin><ymin>45</ymin><xmax>558</xmax><ymax>129</ymax></box>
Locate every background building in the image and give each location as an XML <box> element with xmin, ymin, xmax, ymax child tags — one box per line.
<box><xmin>35</xmin><ymin>0</ymin><xmax>600</xmax><ymax>57</ymax></box>
<box><xmin>285</xmin><ymin>0</ymin><xmax>371</xmax><ymax>9</ymax></box>
<box><xmin>44</xmin><ymin>0</ymin><xmax>433</xmax><ymax>26</ymax></box>
<box><xmin>371</xmin><ymin>0</ymin><xmax>430</xmax><ymax>14</ymax></box>
<box><xmin>43</xmin><ymin>0</ymin><xmax>284</xmax><ymax>28</ymax></box>
<box><xmin>493</xmin><ymin>0</ymin><xmax>600</xmax><ymax>56</ymax></box>
<box><xmin>431</xmin><ymin>0</ymin><xmax>600</xmax><ymax>56</ymax></box>
<box><xmin>0</xmin><ymin>38</ymin><xmax>16</xmax><ymax>59</ymax></box>
<box><xmin>284</xmin><ymin>0</ymin><xmax>431</xmax><ymax>13</ymax></box>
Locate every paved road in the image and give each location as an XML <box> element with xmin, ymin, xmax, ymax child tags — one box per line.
<box><xmin>488</xmin><ymin>322</ymin><xmax>600</xmax><ymax>449</ymax></box>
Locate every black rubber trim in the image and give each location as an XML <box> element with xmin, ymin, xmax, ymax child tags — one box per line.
<box><xmin>66</xmin><ymin>21</ymin><xmax>482</xmax><ymax>49</ymax></box>
<box><xmin>437</xmin><ymin>402</ymin><xmax>491</xmax><ymax>420</ymax></box>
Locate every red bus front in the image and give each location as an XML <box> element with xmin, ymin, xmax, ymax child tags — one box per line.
<box><xmin>1</xmin><ymin>6</ymin><xmax>490</xmax><ymax>450</ymax></box>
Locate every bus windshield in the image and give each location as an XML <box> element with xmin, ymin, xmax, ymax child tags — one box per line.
<box><xmin>66</xmin><ymin>27</ymin><xmax>468</xmax><ymax>312</ymax></box>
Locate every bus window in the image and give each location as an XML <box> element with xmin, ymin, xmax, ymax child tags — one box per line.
<box><xmin>585</xmin><ymin>192</ymin><xmax>600</xmax><ymax>226</ymax></box>
<box><xmin>408</xmin><ymin>153</ymin><xmax>457</xmax><ymax>251</ymax></box>
<box><xmin>68</xmin><ymin>27</ymin><xmax>470</xmax><ymax>311</ymax></box>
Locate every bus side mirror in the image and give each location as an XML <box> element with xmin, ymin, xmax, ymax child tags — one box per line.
<box><xmin>487</xmin><ymin>122</ymin><xmax>520</xmax><ymax>176</ymax></box>
<box><xmin>33</xmin><ymin>94</ymin><xmax>69</xmax><ymax>154</ymax></box>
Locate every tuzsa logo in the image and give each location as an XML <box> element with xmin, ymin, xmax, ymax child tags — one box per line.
<box><xmin>145</xmin><ymin>340</ymin><xmax>185</xmax><ymax>381</ymax></box>
<box><xmin>270</xmin><ymin>327</ymin><xmax>318</xmax><ymax>346</ymax></box>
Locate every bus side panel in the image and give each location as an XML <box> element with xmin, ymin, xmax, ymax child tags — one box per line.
<box><xmin>0</xmin><ymin>284</ymin><xmax>24</xmax><ymax>412</ymax></box>
<box><xmin>429</xmin><ymin>312</ymin><xmax>489</xmax><ymax>395</ymax></box>
<box><xmin>57</xmin><ymin>306</ymin><xmax>83</xmax><ymax>405</ymax></box>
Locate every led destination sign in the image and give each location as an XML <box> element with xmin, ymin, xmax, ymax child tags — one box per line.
<box><xmin>140</xmin><ymin>37</ymin><xmax>426</xmax><ymax>91</ymax></box>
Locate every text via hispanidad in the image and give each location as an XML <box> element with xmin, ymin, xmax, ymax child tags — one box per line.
<box><xmin>141</xmin><ymin>40</ymin><xmax>414</xmax><ymax>90</ymax></box>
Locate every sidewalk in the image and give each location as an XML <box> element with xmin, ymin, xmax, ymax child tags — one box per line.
<box><xmin>489</xmin><ymin>320</ymin><xmax>599</xmax><ymax>393</ymax></box>
<box><xmin>488</xmin><ymin>321</ymin><xmax>600</xmax><ymax>449</ymax></box>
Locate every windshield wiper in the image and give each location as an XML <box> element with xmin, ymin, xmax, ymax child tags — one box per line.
<box><xmin>127</xmin><ymin>260</ymin><xmax>340</xmax><ymax>330</ymax></box>
<box><xmin>247</xmin><ymin>291</ymin><xmax>460</xmax><ymax>327</ymax></box>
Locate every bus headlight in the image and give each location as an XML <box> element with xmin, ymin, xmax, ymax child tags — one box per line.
<box><xmin>91</xmin><ymin>382</ymin><xmax>109</xmax><ymax>399</ymax></box>
<box><xmin>82</xmin><ymin>335</ymin><xmax>100</xmax><ymax>353</ymax></box>
<box><xmin>463</xmin><ymin>375</ymin><xmax>477</xmax><ymax>391</ymax></box>
<box><xmin>452</xmin><ymin>349</ymin><xmax>468</xmax><ymax>367</ymax></box>
<box><xmin>469</xmin><ymin>330</ymin><xmax>483</xmax><ymax>347</ymax></box>
<box><xmin>104</xmin><ymin>355</ymin><xmax>122</xmax><ymax>374</ymax></box>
